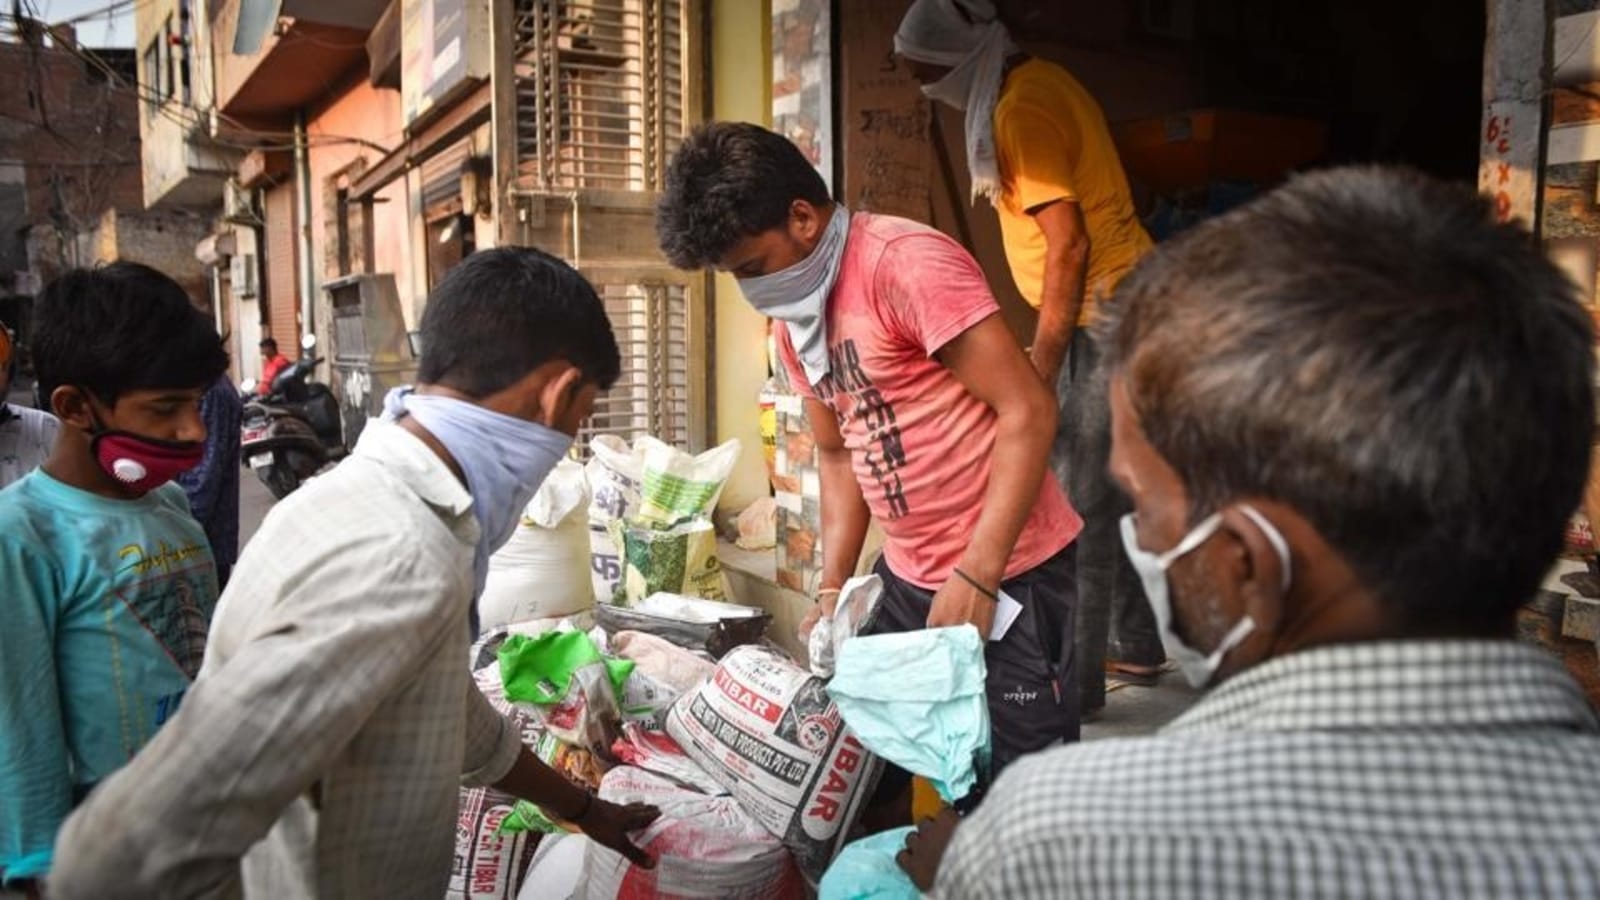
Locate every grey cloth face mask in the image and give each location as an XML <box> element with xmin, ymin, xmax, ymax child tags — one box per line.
<box><xmin>735</xmin><ymin>206</ymin><xmax>851</xmax><ymax>386</ymax></box>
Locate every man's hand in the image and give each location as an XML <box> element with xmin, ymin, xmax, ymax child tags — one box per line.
<box><xmin>798</xmin><ymin>588</ymin><xmax>842</xmax><ymax>644</ymax></box>
<box><xmin>926</xmin><ymin>570</ymin><xmax>998</xmax><ymax>637</ymax></box>
<box><xmin>575</xmin><ymin>798</ymin><xmax>661</xmax><ymax>869</ymax></box>
<box><xmin>897</xmin><ymin>808</ymin><xmax>962</xmax><ymax>891</ymax></box>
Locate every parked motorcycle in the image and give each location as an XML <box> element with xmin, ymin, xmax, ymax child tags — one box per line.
<box><xmin>240</xmin><ymin>334</ymin><xmax>345</xmax><ymax>499</ymax></box>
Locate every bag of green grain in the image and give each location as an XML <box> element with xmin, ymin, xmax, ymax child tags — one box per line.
<box><xmin>589</xmin><ymin>437</ymin><xmax>740</xmax><ymax>604</ymax></box>
<box><xmin>613</xmin><ymin>517</ymin><xmax>727</xmax><ymax>604</ymax></box>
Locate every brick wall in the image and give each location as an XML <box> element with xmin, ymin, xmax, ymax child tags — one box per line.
<box><xmin>0</xmin><ymin>35</ymin><xmax>142</xmax><ymax>291</ymax></box>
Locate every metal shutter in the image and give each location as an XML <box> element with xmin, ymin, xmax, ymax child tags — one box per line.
<box><xmin>262</xmin><ymin>182</ymin><xmax>300</xmax><ymax>352</ymax></box>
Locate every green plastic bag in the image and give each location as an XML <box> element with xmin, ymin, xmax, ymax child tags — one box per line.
<box><xmin>498</xmin><ymin>631</ymin><xmax>633</xmax><ymax>706</ymax></box>
<box><xmin>497</xmin><ymin>799</ymin><xmax>564</xmax><ymax>837</ymax></box>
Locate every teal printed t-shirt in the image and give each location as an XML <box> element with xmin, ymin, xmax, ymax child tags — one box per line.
<box><xmin>0</xmin><ymin>470</ymin><xmax>218</xmax><ymax>885</ymax></box>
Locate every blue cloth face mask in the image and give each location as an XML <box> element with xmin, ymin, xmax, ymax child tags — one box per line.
<box><xmin>1118</xmin><ymin>505</ymin><xmax>1291</xmax><ymax>688</ymax></box>
<box><xmin>735</xmin><ymin>205</ymin><xmax>851</xmax><ymax>386</ymax></box>
<box><xmin>384</xmin><ymin>388</ymin><xmax>572</xmax><ymax>600</ymax></box>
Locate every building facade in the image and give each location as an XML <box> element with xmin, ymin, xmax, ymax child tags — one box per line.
<box><xmin>0</xmin><ymin>22</ymin><xmax>141</xmax><ymax>344</ymax></box>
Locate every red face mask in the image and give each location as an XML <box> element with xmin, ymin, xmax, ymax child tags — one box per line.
<box><xmin>90</xmin><ymin>430</ymin><xmax>204</xmax><ymax>494</ymax></box>
<box><xmin>84</xmin><ymin>393</ymin><xmax>205</xmax><ymax>494</ymax></box>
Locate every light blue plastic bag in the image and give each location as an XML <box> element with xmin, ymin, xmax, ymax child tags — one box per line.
<box><xmin>827</xmin><ymin>625</ymin><xmax>990</xmax><ymax>803</ymax></box>
<box><xmin>819</xmin><ymin>826</ymin><xmax>919</xmax><ymax>900</ymax></box>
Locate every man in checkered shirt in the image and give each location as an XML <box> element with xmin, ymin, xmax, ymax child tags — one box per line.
<box><xmin>898</xmin><ymin>167</ymin><xmax>1600</xmax><ymax>897</ymax></box>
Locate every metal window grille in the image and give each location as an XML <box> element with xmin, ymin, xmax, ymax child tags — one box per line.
<box><xmin>581</xmin><ymin>279</ymin><xmax>691</xmax><ymax>449</ymax></box>
<box><xmin>509</xmin><ymin>0</ymin><xmax>704</xmax><ymax>454</ymax></box>
<box><xmin>513</xmin><ymin>0</ymin><xmax>684</xmax><ymax>192</ymax></box>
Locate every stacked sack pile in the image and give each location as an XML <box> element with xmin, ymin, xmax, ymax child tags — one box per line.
<box><xmin>451</xmin><ymin>438</ymin><xmax>888</xmax><ymax>900</ymax></box>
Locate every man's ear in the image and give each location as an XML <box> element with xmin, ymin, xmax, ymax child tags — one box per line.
<box><xmin>1217</xmin><ymin>504</ymin><xmax>1291</xmax><ymax>640</ymax></box>
<box><xmin>790</xmin><ymin>199</ymin><xmax>824</xmax><ymax>244</ymax></box>
<box><xmin>50</xmin><ymin>385</ymin><xmax>98</xmax><ymax>431</ymax></box>
<box><xmin>537</xmin><ymin>365</ymin><xmax>586</xmax><ymax>433</ymax></box>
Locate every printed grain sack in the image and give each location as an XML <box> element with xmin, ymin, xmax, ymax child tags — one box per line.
<box><xmin>578</xmin><ymin>766</ymin><xmax>804</xmax><ymax>900</ymax></box>
<box><xmin>610</xmin><ymin>722</ymin><xmax>727</xmax><ymax>796</ymax></box>
<box><xmin>586</xmin><ymin>436</ymin><xmax>646</xmax><ymax>604</ymax></box>
<box><xmin>452</xmin><ymin>789</ymin><xmax>540</xmax><ymax>900</ymax></box>
<box><xmin>480</xmin><ymin>459</ymin><xmax>593</xmax><ymax>631</ymax></box>
<box><xmin>605</xmin><ymin>437</ymin><xmax>742</xmax><ymax>604</ymax></box>
<box><xmin>449</xmin><ymin>635</ymin><xmax>544</xmax><ymax>900</ymax></box>
<box><xmin>589</xmin><ymin>436</ymin><xmax>738</xmax><ymax>602</ymax></box>
<box><xmin>664</xmin><ymin>646</ymin><xmax>883</xmax><ymax>883</ymax></box>
<box><xmin>636</xmin><ymin>438</ymin><xmax>741</xmax><ymax>526</ymax></box>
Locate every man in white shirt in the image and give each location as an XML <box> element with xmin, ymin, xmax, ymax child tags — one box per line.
<box><xmin>0</xmin><ymin>327</ymin><xmax>58</xmax><ymax>488</ymax></box>
<box><xmin>50</xmin><ymin>247</ymin><xmax>660</xmax><ymax>898</ymax></box>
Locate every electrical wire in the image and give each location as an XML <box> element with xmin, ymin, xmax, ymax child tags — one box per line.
<box><xmin>15</xmin><ymin>0</ymin><xmax>398</xmax><ymax>157</ymax></box>
<box><xmin>0</xmin><ymin>157</ymin><xmax>138</xmax><ymax>167</ymax></box>
<box><xmin>52</xmin><ymin>0</ymin><xmax>147</xmax><ymax>27</ymax></box>
<box><xmin>11</xmin><ymin>11</ymin><xmax>399</xmax><ymax>157</ymax></box>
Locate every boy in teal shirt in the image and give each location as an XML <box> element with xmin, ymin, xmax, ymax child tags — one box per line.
<box><xmin>0</xmin><ymin>263</ymin><xmax>229</xmax><ymax>890</ymax></box>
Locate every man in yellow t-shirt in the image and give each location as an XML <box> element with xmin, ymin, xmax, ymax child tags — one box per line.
<box><xmin>897</xmin><ymin>0</ymin><xmax>1162</xmax><ymax>714</ymax></box>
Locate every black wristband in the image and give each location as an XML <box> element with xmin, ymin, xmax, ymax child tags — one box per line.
<box><xmin>952</xmin><ymin>567</ymin><xmax>999</xmax><ymax>602</ymax></box>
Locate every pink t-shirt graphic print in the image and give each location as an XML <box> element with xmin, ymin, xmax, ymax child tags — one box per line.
<box><xmin>777</xmin><ymin>212</ymin><xmax>1080</xmax><ymax>589</ymax></box>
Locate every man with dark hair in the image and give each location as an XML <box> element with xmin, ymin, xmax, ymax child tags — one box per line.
<box><xmin>51</xmin><ymin>248</ymin><xmax>659</xmax><ymax>897</ymax></box>
<box><xmin>0</xmin><ymin>263</ymin><xmax>228</xmax><ymax>891</ymax></box>
<box><xmin>257</xmin><ymin>336</ymin><xmax>289</xmax><ymax>396</ymax></box>
<box><xmin>0</xmin><ymin>325</ymin><xmax>59</xmax><ymax>487</ymax></box>
<box><xmin>897</xmin><ymin>0</ymin><xmax>1164</xmax><ymax>712</ymax></box>
<box><xmin>658</xmin><ymin>122</ymin><xmax>1083</xmax><ymax>793</ymax></box>
<box><xmin>897</xmin><ymin>168</ymin><xmax>1600</xmax><ymax>896</ymax></box>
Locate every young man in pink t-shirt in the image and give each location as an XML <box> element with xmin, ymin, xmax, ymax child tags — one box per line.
<box><xmin>657</xmin><ymin>122</ymin><xmax>1083</xmax><ymax>792</ymax></box>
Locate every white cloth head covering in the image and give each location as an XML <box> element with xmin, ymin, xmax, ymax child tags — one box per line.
<box><xmin>894</xmin><ymin>0</ymin><xmax>1018</xmax><ymax>204</ymax></box>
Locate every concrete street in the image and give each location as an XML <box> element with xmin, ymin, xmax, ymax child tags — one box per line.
<box><xmin>239</xmin><ymin>468</ymin><xmax>276</xmax><ymax>546</ymax></box>
<box><xmin>1085</xmin><ymin>673</ymin><xmax>1198</xmax><ymax>740</ymax></box>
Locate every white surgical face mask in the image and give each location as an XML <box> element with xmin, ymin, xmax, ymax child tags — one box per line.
<box><xmin>1118</xmin><ymin>505</ymin><xmax>1291</xmax><ymax>688</ymax></box>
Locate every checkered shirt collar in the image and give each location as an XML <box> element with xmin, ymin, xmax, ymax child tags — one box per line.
<box><xmin>1164</xmin><ymin>639</ymin><xmax>1599</xmax><ymax>736</ymax></box>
